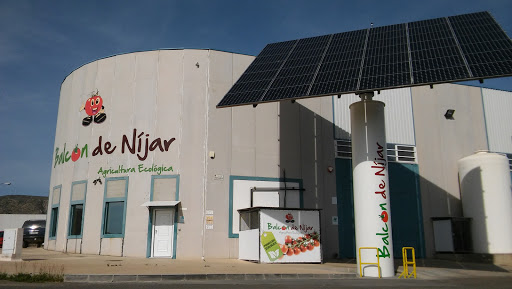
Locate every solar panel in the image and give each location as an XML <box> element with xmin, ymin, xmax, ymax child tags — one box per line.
<box><xmin>310</xmin><ymin>30</ymin><xmax>367</xmax><ymax>96</ymax></box>
<box><xmin>359</xmin><ymin>24</ymin><xmax>411</xmax><ymax>91</ymax></box>
<box><xmin>217</xmin><ymin>11</ymin><xmax>512</xmax><ymax>108</ymax></box>
<box><xmin>408</xmin><ymin>17</ymin><xmax>470</xmax><ymax>84</ymax></box>
<box><xmin>450</xmin><ymin>12</ymin><xmax>512</xmax><ymax>78</ymax></box>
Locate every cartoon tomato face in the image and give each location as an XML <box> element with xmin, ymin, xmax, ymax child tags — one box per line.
<box><xmin>84</xmin><ymin>95</ymin><xmax>103</xmax><ymax>116</ymax></box>
<box><xmin>286</xmin><ymin>213</ymin><xmax>294</xmax><ymax>221</ymax></box>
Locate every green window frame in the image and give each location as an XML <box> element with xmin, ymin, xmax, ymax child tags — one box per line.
<box><xmin>150</xmin><ymin>175</ymin><xmax>180</xmax><ymax>201</ymax></box>
<box><xmin>68</xmin><ymin>180</ymin><xmax>87</xmax><ymax>239</ymax></box>
<box><xmin>228</xmin><ymin>176</ymin><xmax>304</xmax><ymax>238</ymax></box>
<box><xmin>49</xmin><ymin>185</ymin><xmax>62</xmax><ymax>239</ymax></box>
<box><xmin>101</xmin><ymin>177</ymin><xmax>128</xmax><ymax>238</ymax></box>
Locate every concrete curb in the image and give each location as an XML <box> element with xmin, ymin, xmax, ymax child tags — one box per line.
<box><xmin>64</xmin><ymin>273</ymin><xmax>357</xmax><ymax>282</ymax></box>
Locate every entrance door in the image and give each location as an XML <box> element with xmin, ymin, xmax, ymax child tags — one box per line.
<box><xmin>152</xmin><ymin>209</ymin><xmax>175</xmax><ymax>257</ymax></box>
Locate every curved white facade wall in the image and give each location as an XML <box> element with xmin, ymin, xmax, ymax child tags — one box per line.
<box><xmin>458</xmin><ymin>151</ymin><xmax>512</xmax><ymax>254</ymax></box>
<box><xmin>46</xmin><ymin>49</ymin><xmax>255</xmax><ymax>257</ymax></box>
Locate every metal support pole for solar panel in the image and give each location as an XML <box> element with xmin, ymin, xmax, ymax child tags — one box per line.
<box><xmin>357</xmin><ymin>91</ymin><xmax>374</xmax><ymax>101</ymax></box>
<box><xmin>351</xmin><ymin>91</ymin><xmax>395</xmax><ymax>278</ymax></box>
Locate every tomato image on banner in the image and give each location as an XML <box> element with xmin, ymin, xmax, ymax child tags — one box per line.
<box><xmin>277</xmin><ymin>232</ymin><xmax>320</xmax><ymax>260</ymax></box>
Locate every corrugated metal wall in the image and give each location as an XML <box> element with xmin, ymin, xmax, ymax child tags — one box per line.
<box><xmin>333</xmin><ymin>87</ymin><xmax>415</xmax><ymax>145</ymax></box>
<box><xmin>482</xmin><ymin>88</ymin><xmax>512</xmax><ymax>154</ymax></box>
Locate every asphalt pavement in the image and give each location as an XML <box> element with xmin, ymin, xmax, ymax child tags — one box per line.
<box><xmin>2</xmin><ymin>277</ymin><xmax>512</xmax><ymax>288</ymax></box>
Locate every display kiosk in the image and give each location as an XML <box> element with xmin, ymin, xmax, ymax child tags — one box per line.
<box><xmin>238</xmin><ymin>207</ymin><xmax>322</xmax><ymax>263</ymax></box>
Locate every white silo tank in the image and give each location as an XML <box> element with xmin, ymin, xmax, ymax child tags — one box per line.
<box><xmin>458</xmin><ymin>151</ymin><xmax>512</xmax><ymax>254</ymax></box>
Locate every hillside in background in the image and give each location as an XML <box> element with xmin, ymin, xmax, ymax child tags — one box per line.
<box><xmin>0</xmin><ymin>195</ymin><xmax>48</xmax><ymax>214</ymax></box>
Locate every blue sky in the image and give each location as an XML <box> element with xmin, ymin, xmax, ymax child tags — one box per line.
<box><xmin>1</xmin><ymin>0</ymin><xmax>511</xmax><ymax>197</ymax></box>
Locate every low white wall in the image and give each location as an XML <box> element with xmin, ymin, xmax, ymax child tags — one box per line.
<box><xmin>0</xmin><ymin>214</ymin><xmax>47</xmax><ymax>230</ymax></box>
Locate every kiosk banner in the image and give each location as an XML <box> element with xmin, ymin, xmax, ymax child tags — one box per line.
<box><xmin>258</xmin><ymin>209</ymin><xmax>321</xmax><ymax>263</ymax></box>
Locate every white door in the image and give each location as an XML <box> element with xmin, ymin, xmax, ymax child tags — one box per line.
<box><xmin>152</xmin><ymin>209</ymin><xmax>174</xmax><ymax>257</ymax></box>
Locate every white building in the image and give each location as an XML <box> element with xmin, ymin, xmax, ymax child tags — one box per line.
<box><xmin>46</xmin><ymin>49</ymin><xmax>512</xmax><ymax>260</ymax></box>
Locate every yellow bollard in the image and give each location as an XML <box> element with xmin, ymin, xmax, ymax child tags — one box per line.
<box><xmin>398</xmin><ymin>247</ymin><xmax>416</xmax><ymax>279</ymax></box>
<box><xmin>358</xmin><ymin>247</ymin><xmax>381</xmax><ymax>278</ymax></box>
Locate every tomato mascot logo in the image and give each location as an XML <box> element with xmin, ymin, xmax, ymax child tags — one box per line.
<box><xmin>80</xmin><ymin>90</ymin><xmax>107</xmax><ymax>126</ymax></box>
<box><xmin>285</xmin><ymin>213</ymin><xmax>295</xmax><ymax>223</ymax></box>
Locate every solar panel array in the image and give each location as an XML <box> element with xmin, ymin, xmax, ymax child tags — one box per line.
<box><xmin>218</xmin><ymin>11</ymin><xmax>512</xmax><ymax>108</ymax></box>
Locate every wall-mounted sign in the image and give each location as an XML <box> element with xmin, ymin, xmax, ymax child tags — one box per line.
<box><xmin>97</xmin><ymin>164</ymin><xmax>173</xmax><ymax>178</ymax></box>
<box><xmin>54</xmin><ymin>128</ymin><xmax>176</xmax><ymax>168</ymax></box>
<box><xmin>54</xmin><ymin>90</ymin><xmax>177</xmax><ymax>169</ymax></box>
<box><xmin>80</xmin><ymin>90</ymin><xmax>107</xmax><ymax>126</ymax></box>
<box><xmin>206</xmin><ymin>211</ymin><xmax>214</xmax><ymax>230</ymax></box>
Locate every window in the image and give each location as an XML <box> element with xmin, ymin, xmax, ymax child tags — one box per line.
<box><xmin>49</xmin><ymin>185</ymin><xmax>61</xmax><ymax>239</ymax></box>
<box><xmin>387</xmin><ymin>144</ymin><xmax>417</xmax><ymax>163</ymax></box>
<box><xmin>151</xmin><ymin>175</ymin><xmax>179</xmax><ymax>201</ymax></box>
<box><xmin>334</xmin><ymin>140</ymin><xmax>417</xmax><ymax>163</ymax></box>
<box><xmin>335</xmin><ymin>139</ymin><xmax>352</xmax><ymax>159</ymax></box>
<box><xmin>101</xmin><ymin>177</ymin><xmax>128</xmax><ymax>238</ymax></box>
<box><xmin>104</xmin><ymin>202</ymin><xmax>124</xmax><ymax>234</ymax></box>
<box><xmin>69</xmin><ymin>204</ymin><xmax>83</xmax><ymax>235</ymax></box>
<box><xmin>228</xmin><ymin>176</ymin><xmax>303</xmax><ymax>238</ymax></box>
<box><xmin>50</xmin><ymin>208</ymin><xmax>59</xmax><ymax>238</ymax></box>
<box><xmin>68</xmin><ymin>181</ymin><xmax>87</xmax><ymax>238</ymax></box>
